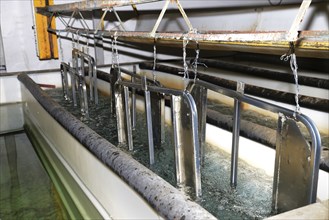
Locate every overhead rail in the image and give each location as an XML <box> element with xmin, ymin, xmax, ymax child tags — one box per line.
<box><xmin>37</xmin><ymin>0</ymin><xmax>329</xmax><ymax>58</ymax></box>
<box><xmin>36</xmin><ymin>0</ymin><xmax>162</xmax><ymax>13</ymax></box>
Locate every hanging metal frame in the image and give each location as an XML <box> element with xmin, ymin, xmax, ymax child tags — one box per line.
<box><xmin>113</xmin><ymin>74</ymin><xmax>202</xmax><ymax>198</ymax></box>
<box><xmin>186</xmin><ymin>78</ymin><xmax>321</xmax><ymax>208</ymax></box>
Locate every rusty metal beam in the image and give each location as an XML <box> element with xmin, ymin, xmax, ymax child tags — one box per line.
<box><xmin>62</xmin><ymin>27</ymin><xmax>328</xmax><ymax>58</ymax></box>
<box><xmin>37</xmin><ymin>0</ymin><xmax>162</xmax><ymax>13</ymax></box>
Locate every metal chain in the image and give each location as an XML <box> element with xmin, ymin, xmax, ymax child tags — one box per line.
<box><xmin>192</xmin><ymin>40</ymin><xmax>199</xmax><ymax>81</ymax></box>
<box><xmin>290</xmin><ymin>53</ymin><xmax>301</xmax><ymax>117</ymax></box>
<box><xmin>111</xmin><ymin>38</ymin><xmax>115</xmax><ymax>68</ymax></box>
<box><xmin>58</xmin><ymin>31</ymin><xmax>64</xmax><ymax>62</ymax></box>
<box><xmin>179</xmin><ymin>36</ymin><xmax>189</xmax><ymax>80</ymax></box>
<box><xmin>281</xmin><ymin>43</ymin><xmax>301</xmax><ymax>118</ymax></box>
<box><xmin>113</xmin><ymin>32</ymin><xmax>121</xmax><ymax>71</ymax></box>
<box><xmin>152</xmin><ymin>39</ymin><xmax>157</xmax><ymax>82</ymax></box>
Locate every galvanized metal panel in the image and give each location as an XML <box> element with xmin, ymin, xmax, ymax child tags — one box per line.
<box><xmin>272</xmin><ymin>114</ymin><xmax>312</xmax><ymax>213</ymax></box>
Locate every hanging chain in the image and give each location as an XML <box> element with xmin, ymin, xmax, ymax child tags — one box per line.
<box><xmin>76</xmin><ymin>30</ymin><xmax>81</xmax><ymax>50</ymax></box>
<box><xmin>192</xmin><ymin>40</ymin><xmax>199</xmax><ymax>81</ymax></box>
<box><xmin>85</xmin><ymin>33</ymin><xmax>90</xmax><ymax>54</ymax></box>
<box><xmin>281</xmin><ymin>42</ymin><xmax>301</xmax><ymax>118</ymax></box>
<box><xmin>71</xmin><ymin>32</ymin><xmax>76</xmax><ymax>49</ymax></box>
<box><xmin>290</xmin><ymin>53</ymin><xmax>301</xmax><ymax>117</ymax></box>
<box><xmin>111</xmin><ymin>38</ymin><xmax>115</xmax><ymax>68</ymax></box>
<box><xmin>113</xmin><ymin>32</ymin><xmax>120</xmax><ymax>71</ymax></box>
<box><xmin>152</xmin><ymin>38</ymin><xmax>157</xmax><ymax>82</ymax></box>
<box><xmin>179</xmin><ymin>35</ymin><xmax>189</xmax><ymax>80</ymax></box>
<box><xmin>58</xmin><ymin>31</ymin><xmax>64</xmax><ymax>62</ymax></box>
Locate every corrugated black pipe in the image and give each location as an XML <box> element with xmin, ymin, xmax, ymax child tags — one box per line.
<box><xmin>195</xmin><ymin>59</ymin><xmax>329</xmax><ymax>89</ymax></box>
<box><xmin>139</xmin><ymin>63</ymin><xmax>329</xmax><ymax>113</ymax></box>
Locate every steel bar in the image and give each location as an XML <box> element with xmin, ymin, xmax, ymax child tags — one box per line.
<box><xmin>287</xmin><ymin>0</ymin><xmax>312</xmax><ymax>41</ymax></box>
<box><xmin>124</xmin><ymin>86</ymin><xmax>134</xmax><ymax>150</ymax></box>
<box><xmin>142</xmin><ymin>76</ymin><xmax>155</xmax><ymax>165</ymax></box>
<box><xmin>150</xmin><ymin>0</ymin><xmax>170</xmax><ymax>37</ymax></box>
<box><xmin>230</xmin><ymin>82</ymin><xmax>244</xmax><ymax>188</ymax></box>
<box><xmin>112</xmin><ymin>8</ymin><xmax>126</xmax><ymax>32</ymax></box>
<box><xmin>151</xmin><ymin>92</ymin><xmax>164</xmax><ymax>148</ymax></box>
<box><xmin>172</xmin><ymin>95</ymin><xmax>183</xmax><ymax>184</ymax></box>
<box><xmin>131</xmin><ymin>66</ymin><xmax>137</xmax><ymax>129</ymax></box>
<box><xmin>196</xmin><ymin>59</ymin><xmax>329</xmax><ymax>89</ymax></box>
<box><xmin>115</xmin><ymin>84</ymin><xmax>127</xmax><ymax>144</ymax></box>
<box><xmin>71</xmin><ymin>50</ymin><xmax>78</xmax><ymax>106</ymax></box>
<box><xmin>78</xmin><ymin>55</ymin><xmax>89</xmax><ymax>118</ymax></box>
<box><xmin>60</xmin><ymin>62</ymin><xmax>70</xmax><ymax>101</ymax></box>
<box><xmin>139</xmin><ymin>63</ymin><xmax>329</xmax><ymax>113</ymax></box>
<box><xmin>188</xmin><ymin>84</ymin><xmax>207</xmax><ymax>166</ymax></box>
<box><xmin>110</xmin><ymin>67</ymin><xmax>120</xmax><ymax>114</ymax></box>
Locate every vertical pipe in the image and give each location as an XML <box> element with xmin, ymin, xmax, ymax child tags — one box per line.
<box><xmin>92</xmin><ymin>59</ymin><xmax>98</xmax><ymax>105</ymax></box>
<box><xmin>80</xmin><ymin>55</ymin><xmax>89</xmax><ymax>118</ymax></box>
<box><xmin>60</xmin><ymin>63</ymin><xmax>70</xmax><ymax>101</ymax></box>
<box><xmin>151</xmin><ymin>92</ymin><xmax>162</xmax><ymax>148</ymax></box>
<box><xmin>115</xmin><ymin>84</ymin><xmax>126</xmax><ymax>144</ymax></box>
<box><xmin>124</xmin><ymin>86</ymin><xmax>133</xmax><ymax>151</ymax></box>
<box><xmin>71</xmin><ymin>50</ymin><xmax>78</xmax><ymax>106</ymax></box>
<box><xmin>160</xmin><ymin>96</ymin><xmax>165</xmax><ymax>143</ymax></box>
<box><xmin>230</xmin><ymin>82</ymin><xmax>244</xmax><ymax>188</ymax></box>
<box><xmin>171</xmin><ymin>95</ymin><xmax>182</xmax><ymax>184</ymax></box>
<box><xmin>88</xmin><ymin>59</ymin><xmax>94</xmax><ymax>102</ymax></box>
<box><xmin>131</xmin><ymin>65</ymin><xmax>137</xmax><ymax>129</ymax></box>
<box><xmin>142</xmin><ymin>76</ymin><xmax>154</xmax><ymax>165</ymax></box>
<box><xmin>190</xmin><ymin>85</ymin><xmax>207</xmax><ymax>166</ymax></box>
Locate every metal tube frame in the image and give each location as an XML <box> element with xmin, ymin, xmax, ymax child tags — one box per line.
<box><xmin>117</xmin><ymin>79</ymin><xmax>202</xmax><ymax>198</ymax></box>
<box><xmin>230</xmin><ymin>82</ymin><xmax>244</xmax><ymax>188</ymax></box>
<box><xmin>188</xmin><ymin>79</ymin><xmax>321</xmax><ymax>203</ymax></box>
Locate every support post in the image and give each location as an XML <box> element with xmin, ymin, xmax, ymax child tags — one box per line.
<box><xmin>230</xmin><ymin>82</ymin><xmax>244</xmax><ymax>188</ymax></box>
<box><xmin>71</xmin><ymin>50</ymin><xmax>78</xmax><ymax>106</ymax></box>
<box><xmin>124</xmin><ymin>86</ymin><xmax>133</xmax><ymax>150</ymax></box>
<box><xmin>142</xmin><ymin>76</ymin><xmax>155</xmax><ymax>165</ymax></box>
<box><xmin>190</xmin><ymin>85</ymin><xmax>207</xmax><ymax>165</ymax></box>
<box><xmin>60</xmin><ymin>63</ymin><xmax>70</xmax><ymax>101</ymax></box>
<box><xmin>115</xmin><ymin>83</ymin><xmax>127</xmax><ymax>144</ymax></box>
<box><xmin>150</xmin><ymin>92</ymin><xmax>164</xmax><ymax>148</ymax></box>
<box><xmin>131</xmin><ymin>65</ymin><xmax>137</xmax><ymax>129</ymax></box>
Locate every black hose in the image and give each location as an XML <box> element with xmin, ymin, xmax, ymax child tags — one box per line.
<box><xmin>195</xmin><ymin>58</ymin><xmax>329</xmax><ymax>89</ymax></box>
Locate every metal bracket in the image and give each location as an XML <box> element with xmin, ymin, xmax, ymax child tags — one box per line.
<box><xmin>287</xmin><ymin>0</ymin><xmax>312</xmax><ymax>42</ymax></box>
<box><xmin>150</xmin><ymin>0</ymin><xmax>194</xmax><ymax>37</ymax></box>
